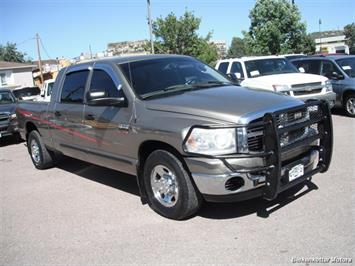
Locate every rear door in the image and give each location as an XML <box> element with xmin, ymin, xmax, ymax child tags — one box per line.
<box><xmin>52</xmin><ymin>69</ymin><xmax>89</xmax><ymax>160</ymax></box>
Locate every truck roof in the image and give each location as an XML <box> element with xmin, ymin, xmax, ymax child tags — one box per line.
<box><xmin>70</xmin><ymin>54</ymin><xmax>192</xmax><ymax>70</ymax></box>
<box><xmin>217</xmin><ymin>55</ymin><xmax>286</xmax><ymax>64</ymax></box>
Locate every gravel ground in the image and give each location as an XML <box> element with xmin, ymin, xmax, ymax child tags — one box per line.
<box><xmin>1</xmin><ymin>111</ymin><xmax>354</xmax><ymax>266</ymax></box>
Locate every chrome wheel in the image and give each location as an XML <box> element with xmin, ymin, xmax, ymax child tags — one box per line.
<box><xmin>31</xmin><ymin>139</ymin><xmax>41</xmax><ymax>164</ymax></box>
<box><xmin>150</xmin><ymin>164</ymin><xmax>179</xmax><ymax>207</ymax></box>
<box><xmin>346</xmin><ymin>97</ymin><xmax>355</xmax><ymax>115</ymax></box>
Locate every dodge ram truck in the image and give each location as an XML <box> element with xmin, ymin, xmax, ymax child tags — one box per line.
<box><xmin>16</xmin><ymin>55</ymin><xmax>333</xmax><ymax>220</ymax></box>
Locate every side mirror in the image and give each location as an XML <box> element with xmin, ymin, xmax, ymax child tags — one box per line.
<box><xmin>298</xmin><ymin>67</ymin><xmax>305</xmax><ymax>73</ymax></box>
<box><xmin>330</xmin><ymin>72</ymin><xmax>344</xmax><ymax>80</ymax></box>
<box><xmin>87</xmin><ymin>90</ymin><xmax>127</xmax><ymax>107</ymax></box>
<box><xmin>88</xmin><ymin>91</ymin><xmax>106</xmax><ymax>100</ymax></box>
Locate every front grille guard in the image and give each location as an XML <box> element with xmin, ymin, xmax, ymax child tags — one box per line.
<box><xmin>183</xmin><ymin>100</ymin><xmax>333</xmax><ymax>200</ymax></box>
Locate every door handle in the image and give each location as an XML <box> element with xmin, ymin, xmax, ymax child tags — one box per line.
<box><xmin>54</xmin><ymin>111</ymin><xmax>61</xmax><ymax>117</ymax></box>
<box><xmin>85</xmin><ymin>113</ymin><xmax>95</xmax><ymax>120</ymax></box>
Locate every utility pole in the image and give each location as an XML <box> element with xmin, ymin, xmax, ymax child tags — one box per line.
<box><xmin>36</xmin><ymin>33</ymin><xmax>44</xmax><ymax>87</ymax></box>
<box><xmin>89</xmin><ymin>45</ymin><xmax>93</xmax><ymax>59</ymax></box>
<box><xmin>319</xmin><ymin>19</ymin><xmax>322</xmax><ymax>53</ymax></box>
<box><xmin>147</xmin><ymin>0</ymin><xmax>154</xmax><ymax>54</ymax></box>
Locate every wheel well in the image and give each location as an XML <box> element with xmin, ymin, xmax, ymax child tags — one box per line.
<box><xmin>138</xmin><ymin>141</ymin><xmax>184</xmax><ymax>172</ymax></box>
<box><xmin>25</xmin><ymin>122</ymin><xmax>38</xmax><ymax>140</ymax></box>
<box><xmin>136</xmin><ymin>140</ymin><xmax>190</xmax><ymax>202</ymax></box>
<box><xmin>343</xmin><ymin>89</ymin><xmax>355</xmax><ymax>102</ymax></box>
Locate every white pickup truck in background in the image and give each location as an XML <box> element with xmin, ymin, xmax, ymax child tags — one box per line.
<box><xmin>34</xmin><ymin>79</ymin><xmax>55</xmax><ymax>102</ymax></box>
<box><xmin>216</xmin><ymin>56</ymin><xmax>336</xmax><ymax>108</ymax></box>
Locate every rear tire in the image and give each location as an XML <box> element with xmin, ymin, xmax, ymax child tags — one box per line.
<box><xmin>344</xmin><ymin>93</ymin><xmax>355</xmax><ymax>117</ymax></box>
<box><xmin>27</xmin><ymin>130</ymin><xmax>54</xmax><ymax>169</ymax></box>
<box><xmin>143</xmin><ymin>150</ymin><xmax>202</xmax><ymax>220</ymax></box>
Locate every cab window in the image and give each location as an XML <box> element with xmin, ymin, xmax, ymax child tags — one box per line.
<box><xmin>230</xmin><ymin>62</ymin><xmax>244</xmax><ymax>78</ymax></box>
<box><xmin>61</xmin><ymin>70</ymin><xmax>89</xmax><ymax>103</ymax></box>
<box><xmin>293</xmin><ymin>60</ymin><xmax>321</xmax><ymax>75</ymax></box>
<box><xmin>320</xmin><ymin>60</ymin><xmax>342</xmax><ymax>79</ymax></box>
<box><xmin>217</xmin><ymin>62</ymin><xmax>229</xmax><ymax>74</ymax></box>
<box><xmin>89</xmin><ymin>69</ymin><xmax>123</xmax><ymax>97</ymax></box>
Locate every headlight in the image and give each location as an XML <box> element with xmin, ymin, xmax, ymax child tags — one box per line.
<box><xmin>272</xmin><ymin>84</ymin><xmax>290</xmax><ymax>92</ymax></box>
<box><xmin>324</xmin><ymin>80</ymin><xmax>333</xmax><ymax>92</ymax></box>
<box><xmin>10</xmin><ymin>113</ymin><xmax>17</xmax><ymax>120</ymax></box>
<box><xmin>184</xmin><ymin>128</ymin><xmax>237</xmax><ymax>155</ymax></box>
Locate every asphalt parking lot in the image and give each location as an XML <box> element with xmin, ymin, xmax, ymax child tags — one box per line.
<box><xmin>1</xmin><ymin>111</ymin><xmax>354</xmax><ymax>265</ymax></box>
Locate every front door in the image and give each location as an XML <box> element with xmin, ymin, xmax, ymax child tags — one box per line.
<box><xmin>82</xmin><ymin>64</ymin><xmax>134</xmax><ymax>173</ymax></box>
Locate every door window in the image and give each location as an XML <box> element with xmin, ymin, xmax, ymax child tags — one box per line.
<box><xmin>321</xmin><ymin>60</ymin><xmax>342</xmax><ymax>79</ymax></box>
<box><xmin>230</xmin><ymin>62</ymin><xmax>244</xmax><ymax>78</ymax></box>
<box><xmin>89</xmin><ymin>69</ymin><xmax>123</xmax><ymax>97</ymax></box>
<box><xmin>217</xmin><ymin>62</ymin><xmax>229</xmax><ymax>74</ymax></box>
<box><xmin>61</xmin><ymin>70</ymin><xmax>89</xmax><ymax>103</ymax></box>
<box><xmin>293</xmin><ymin>60</ymin><xmax>321</xmax><ymax>75</ymax></box>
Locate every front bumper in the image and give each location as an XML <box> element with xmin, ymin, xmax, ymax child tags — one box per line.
<box><xmin>295</xmin><ymin>91</ymin><xmax>336</xmax><ymax>109</ymax></box>
<box><xmin>184</xmin><ymin>101</ymin><xmax>333</xmax><ymax>202</ymax></box>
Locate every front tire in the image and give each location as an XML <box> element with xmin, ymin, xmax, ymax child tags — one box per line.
<box><xmin>344</xmin><ymin>93</ymin><xmax>355</xmax><ymax>117</ymax></box>
<box><xmin>27</xmin><ymin>130</ymin><xmax>54</xmax><ymax>169</ymax></box>
<box><xmin>143</xmin><ymin>150</ymin><xmax>202</xmax><ymax>220</ymax></box>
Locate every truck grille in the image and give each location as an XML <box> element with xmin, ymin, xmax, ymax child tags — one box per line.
<box><xmin>291</xmin><ymin>82</ymin><xmax>323</xmax><ymax>96</ymax></box>
<box><xmin>276</xmin><ymin>107</ymin><xmax>308</xmax><ymax>128</ymax></box>
<box><xmin>247</xmin><ymin>124</ymin><xmax>264</xmax><ymax>152</ymax></box>
<box><xmin>0</xmin><ymin>113</ymin><xmax>10</xmax><ymax>122</ymax></box>
<box><xmin>293</xmin><ymin>88</ymin><xmax>322</xmax><ymax>96</ymax></box>
<box><xmin>246</xmin><ymin>105</ymin><xmax>323</xmax><ymax>152</ymax></box>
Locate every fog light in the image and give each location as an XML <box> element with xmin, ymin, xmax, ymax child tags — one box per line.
<box><xmin>225</xmin><ymin>176</ymin><xmax>245</xmax><ymax>191</ymax></box>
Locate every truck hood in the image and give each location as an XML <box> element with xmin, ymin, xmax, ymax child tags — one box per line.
<box><xmin>144</xmin><ymin>86</ymin><xmax>303</xmax><ymax>124</ymax></box>
<box><xmin>244</xmin><ymin>73</ymin><xmax>327</xmax><ymax>90</ymax></box>
<box><xmin>0</xmin><ymin>103</ymin><xmax>16</xmax><ymax>114</ymax></box>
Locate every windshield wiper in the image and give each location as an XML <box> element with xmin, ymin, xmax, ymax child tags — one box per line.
<box><xmin>141</xmin><ymin>81</ymin><xmax>232</xmax><ymax>100</ymax></box>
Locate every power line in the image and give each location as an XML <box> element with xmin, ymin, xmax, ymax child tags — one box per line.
<box><xmin>15</xmin><ymin>37</ymin><xmax>35</xmax><ymax>46</ymax></box>
<box><xmin>39</xmin><ymin>36</ymin><xmax>52</xmax><ymax>59</ymax></box>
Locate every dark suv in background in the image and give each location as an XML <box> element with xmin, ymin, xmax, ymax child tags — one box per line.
<box><xmin>291</xmin><ymin>55</ymin><xmax>355</xmax><ymax>117</ymax></box>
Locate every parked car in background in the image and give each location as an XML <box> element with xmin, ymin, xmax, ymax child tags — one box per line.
<box><xmin>35</xmin><ymin>79</ymin><xmax>55</xmax><ymax>102</ymax></box>
<box><xmin>216</xmin><ymin>56</ymin><xmax>336</xmax><ymax>108</ymax></box>
<box><xmin>291</xmin><ymin>55</ymin><xmax>355</xmax><ymax>117</ymax></box>
<box><xmin>0</xmin><ymin>88</ymin><xmax>20</xmax><ymax>140</ymax></box>
<box><xmin>12</xmin><ymin>86</ymin><xmax>41</xmax><ymax>101</ymax></box>
<box><xmin>16</xmin><ymin>55</ymin><xmax>333</xmax><ymax>220</ymax></box>
<box><xmin>282</xmin><ymin>54</ymin><xmax>307</xmax><ymax>61</ymax></box>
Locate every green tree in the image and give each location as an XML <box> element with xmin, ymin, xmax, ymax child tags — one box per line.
<box><xmin>228</xmin><ymin>37</ymin><xmax>246</xmax><ymax>58</ymax></box>
<box><xmin>148</xmin><ymin>10</ymin><xmax>218</xmax><ymax>65</ymax></box>
<box><xmin>0</xmin><ymin>42</ymin><xmax>28</xmax><ymax>62</ymax></box>
<box><xmin>243</xmin><ymin>0</ymin><xmax>315</xmax><ymax>55</ymax></box>
<box><xmin>344</xmin><ymin>23</ymin><xmax>355</xmax><ymax>54</ymax></box>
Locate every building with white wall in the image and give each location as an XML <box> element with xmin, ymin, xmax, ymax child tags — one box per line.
<box><xmin>0</xmin><ymin>61</ymin><xmax>36</xmax><ymax>89</ymax></box>
<box><xmin>312</xmin><ymin>30</ymin><xmax>350</xmax><ymax>54</ymax></box>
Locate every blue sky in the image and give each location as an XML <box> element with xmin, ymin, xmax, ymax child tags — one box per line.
<box><xmin>1</xmin><ymin>0</ymin><xmax>354</xmax><ymax>60</ymax></box>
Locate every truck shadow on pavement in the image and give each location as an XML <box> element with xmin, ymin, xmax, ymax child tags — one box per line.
<box><xmin>0</xmin><ymin>135</ymin><xmax>24</xmax><ymax>147</ymax></box>
<box><xmin>331</xmin><ymin>107</ymin><xmax>349</xmax><ymax>117</ymax></box>
<box><xmin>55</xmin><ymin>155</ymin><xmax>319</xmax><ymax>220</ymax></box>
<box><xmin>199</xmin><ymin>181</ymin><xmax>318</xmax><ymax>220</ymax></box>
<box><xmin>55</xmin><ymin>156</ymin><xmax>140</xmax><ymax>197</ymax></box>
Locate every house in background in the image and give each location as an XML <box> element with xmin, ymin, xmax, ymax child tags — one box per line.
<box><xmin>310</xmin><ymin>30</ymin><xmax>350</xmax><ymax>54</ymax></box>
<box><xmin>0</xmin><ymin>61</ymin><xmax>36</xmax><ymax>89</ymax></box>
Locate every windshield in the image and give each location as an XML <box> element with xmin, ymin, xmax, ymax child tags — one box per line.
<box><xmin>0</xmin><ymin>91</ymin><xmax>15</xmax><ymax>104</ymax></box>
<box><xmin>336</xmin><ymin>57</ymin><xmax>355</xmax><ymax>78</ymax></box>
<box><xmin>119</xmin><ymin>57</ymin><xmax>231</xmax><ymax>99</ymax></box>
<box><xmin>245</xmin><ymin>58</ymin><xmax>298</xmax><ymax>78</ymax></box>
<box><xmin>13</xmin><ymin>87</ymin><xmax>41</xmax><ymax>99</ymax></box>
